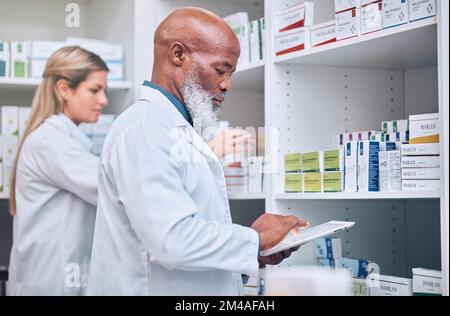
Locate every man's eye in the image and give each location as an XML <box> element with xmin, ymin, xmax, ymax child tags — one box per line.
<box><xmin>215</xmin><ymin>68</ymin><xmax>225</xmax><ymax>75</ymax></box>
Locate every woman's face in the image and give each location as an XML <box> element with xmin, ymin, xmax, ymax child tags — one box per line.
<box><xmin>62</xmin><ymin>70</ymin><xmax>108</xmax><ymax>125</ymax></box>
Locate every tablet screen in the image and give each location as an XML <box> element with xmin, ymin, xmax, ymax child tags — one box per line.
<box><xmin>260</xmin><ymin>221</ymin><xmax>355</xmax><ymax>256</ymax></box>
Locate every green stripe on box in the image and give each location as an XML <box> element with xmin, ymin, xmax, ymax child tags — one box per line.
<box><xmin>324</xmin><ymin>149</ymin><xmax>341</xmax><ymax>171</ymax></box>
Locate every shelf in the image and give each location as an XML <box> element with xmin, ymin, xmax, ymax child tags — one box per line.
<box><xmin>275</xmin><ymin>191</ymin><xmax>441</xmax><ymax>200</ymax></box>
<box><xmin>232</xmin><ymin>60</ymin><xmax>264</xmax><ymax>91</ymax></box>
<box><xmin>275</xmin><ymin>17</ymin><xmax>437</xmax><ymax>70</ymax></box>
<box><xmin>0</xmin><ymin>78</ymin><xmax>133</xmax><ymax>91</ymax></box>
<box><xmin>228</xmin><ymin>192</ymin><xmax>266</xmax><ymax>200</ymax></box>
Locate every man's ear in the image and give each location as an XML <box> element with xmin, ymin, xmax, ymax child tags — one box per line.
<box><xmin>169</xmin><ymin>41</ymin><xmax>188</xmax><ymax>66</ymax></box>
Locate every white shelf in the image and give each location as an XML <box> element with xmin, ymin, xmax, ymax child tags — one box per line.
<box><xmin>227</xmin><ymin>192</ymin><xmax>266</xmax><ymax>200</ymax></box>
<box><xmin>275</xmin><ymin>191</ymin><xmax>441</xmax><ymax>200</ymax></box>
<box><xmin>274</xmin><ymin>17</ymin><xmax>437</xmax><ymax>70</ymax></box>
<box><xmin>0</xmin><ymin>78</ymin><xmax>133</xmax><ymax>91</ymax></box>
<box><xmin>232</xmin><ymin>60</ymin><xmax>264</xmax><ymax>90</ymax></box>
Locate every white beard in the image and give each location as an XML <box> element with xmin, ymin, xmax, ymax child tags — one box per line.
<box><xmin>181</xmin><ymin>71</ymin><xmax>223</xmax><ymax>132</ymax></box>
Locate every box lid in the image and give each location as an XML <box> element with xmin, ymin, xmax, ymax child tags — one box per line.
<box><xmin>412</xmin><ymin>268</ymin><xmax>442</xmax><ymax>279</ymax></box>
<box><xmin>369</xmin><ymin>274</ymin><xmax>411</xmax><ymax>285</ymax></box>
<box><xmin>409</xmin><ymin>113</ymin><xmax>439</xmax><ymax>121</ymax></box>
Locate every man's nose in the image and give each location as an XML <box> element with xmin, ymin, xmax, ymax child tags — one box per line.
<box><xmin>220</xmin><ymin>76</ymin><xmax>232</xmax><ymax>93</ymax></box>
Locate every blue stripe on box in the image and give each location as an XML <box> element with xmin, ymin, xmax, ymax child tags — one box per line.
<box><xmin>326</xmin><ymin>238</ymin><xmax>333</xmax><ymax>259</ymax></box>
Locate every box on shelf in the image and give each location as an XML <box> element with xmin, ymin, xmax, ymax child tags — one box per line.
<box><xmin>352</xmin><ymin>278</ymin><xmax>369</xmax><ymax>296</ymax></box>
<box><xmin>0</xmin><ymin>162</ymin><xmax>3</xmax><ymax>194</ymax></box>
<box><xmin>30</xmin><ymin>41</ymin><xmax>66</xmax><ymax>78</ymax></box>
<box><xmin>323</xmin><ymin>171</ymin><xmax>344</xmax><ymax>192</ymax></box>
<box><xmin>401</xmin><ymin>143</ymin><xmax>440</xmax><ymax>156</ymax></box>
<box><xmin>223</xmin><ymin>12</ymin><xmax>249</xmax><ymax>29</ymax></box>
<box><xmin>324</xmin><ymin>148</ymin><xmax>344</xmax><ymax>171</ymax></box>
<box><xmin>383</xmin><ymin>0</ymin><xmax>409</xmax><ymax>28</ymax></box>
<box><xmin>284</xmin><ymin>173</ymin><xmax>303</xmax><ymax>193</ymax></box>
<box><xmin>408</xmin><ymin>0</ymin><xmax>436</xmax><ymax>22</ymax></box>
<box><xmin>340</xmin><ymin>258</ymin><xmax>370</xmax><ymax>279</ymax></box>
<box><xmin>401</xmin><ymin>167</ymin><xmax>440</xmax><ymax>180</ymax></box>
<box><xmin>357</xmin><ymin>141</ymin><xmax>380</xmax><ymax>192</ymax></box>
<box><xmin>402</xmin><ymin>179</ymin><xmax>440</xmax><ymax>191</ymax></box>
<box><xmin>379</xmin><ymin>141</ymin><xmax>397</xmax><ymax>151</ymax></box>
<box><xmin>409</xmin><ymin>113</ymin><xmax>439</xmax><ymax>144</ymax></box>
<box><xmin>275</xmin><ymin>2</ymin><xmax>314</xmax><ymax>33</ymax></box>
<box><xmin>412</xmin><ymin>268</ymin><xmax>442</xmax><ymax>296</ymax></box>
<box><xmin>284</xmin><ymin>152</ymin><xmax>302</xmax><ymax>173</ymax></box>
<box><xmin>311</xmin><ymin>20</ymin><xmax>337</xmax><ymax>47</ymax></box>
<box><xmin>379</xmin><ymin>150</ymin><xmax>401</xmax><ymax>192</ymax></box>
<box><xmin>361</xmin><ymin>1</ymin><xmax>383</xmax><ymax>34</ymax></box>
<box><xmin>335</xmin><ymin>0</ymin><xmax>362</xmax><ymax>13</ymax></box>
<box><xmin>344</xmin><ymin>141</ymin><xmax>358</xmax><ymax>192</ymax></box>
<box><xmin>369</xmin><ymin>274</ymin><xmax>412</xmax><ymax>296</ymax></box>
<box><xmin>18</xmin><ymin>107</ymin><xmax>32</xmax><ymax>139</ymax></box>
<box><xmin>248</xmin><ymin>156</ymin><xmax>264</xmax><ymax>193</ymax></box>
<box><xmin>386</xmin><ymin>131</ymin><xmax>409</xmax><ymax>143</ymax></box>
<box><xmin>314</xmin><ymin>237</ymin><xmax>342</xmax><ymax>259</ymax></box>
<box><xmin>401</xmin><ymin>156</ymin><xmax>440</xmax><ymax>169</ymax></box>
<box><xmin>394</xmin><ymin>119</ymin><xmax>409</xmax><ymax>132</ymax></box>
<box><xmin>274</xmin><ymin>27</ymin><xmax>311</xmax><ymax>56</ymax></box>
<box><xmin>249</xmin><ymin>19</ymin><xmax>263</xmax><ymax>64</ymax></box>
<box><xmin>2</xmin><ymin>135</ymin><xmax>19</xmax><ymax>167</ymax></box>
<box><xmin>302</xmin><ymin>151</ymin><xmax>323</xmax><ymax>172</ymax></box>
<box><xmin>2</xmin><ymin>106</ymin><xmax>19</xmax><ymax>136</ymax></box>
<box><xmin>11</xmin><ymin>42</ymin><xmax>29</xmax><ymax>79</ymax></box>
<box><xmin>318</xmin><ymin>258</ymin><xmax>341</xmax><ymax>268</ymax></box>
<box><xmin>0</xmin><ymin>41</ymin><xmax>10</xmax><ymax>77</ymax></box>
<box><xmin>234</xmin><ymin>24</ymin><xmax>251</xmax><ymax>65</ymax></box>
<box><xmin>303</xmin><ymin>172</ymin><xmax>322</xmax><ymax>193</ymax></box>
<box><xmin>336</xmin><ymin>8</ymin><xmax>361</xmax><ymax>41</ymax></box>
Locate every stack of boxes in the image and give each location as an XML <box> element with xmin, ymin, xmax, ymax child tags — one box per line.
<box><xmin>302</xmin><ymin>151</ymin><xmax>323</xmax><ymax>193</ymax></box>
<box><xmin>284</xmin><ymin>153</ymin><xmax>302</xmax><ymax>193</ymax></box>
<box><xmin>368</xmin><ymin>274</ymin><xmax>413</xmax><ymax>296</ymax></box>
<box><xmin>223</xmin><ymin>157</ymin><xmax>265</xmax><ymax>194</ymax></box>
<box><xmin>335</xmin><ymin>0</ymin><xmax>361</xmax><ymax>40</ymax></box>
<box><xmin>315</xmin><ymin>237</ymin><xmax>342</xmax><ymax>268</ymax></box>
<box><xmin>401</xmin><ymin>113</ymin><xmax>440</xmax><ymax>192</ymax></box>
<box><xmin>323</xmin><ymin>149</ymin><xmax>345</xmax><ymax>192</ymax></box>
<box><xmin>412</xmin><ymin>268</ymin><xmax>442</xmax><ymax>296</ymax></box>
<box><xmin>223</xmin><ymin>12</ymin><xmax>265</xmax><ymax>67</ymax></box>
<box><xmin>273</xmin><ymin>2</ymin><xmax>314</xmax><ymax>56</ymax></box>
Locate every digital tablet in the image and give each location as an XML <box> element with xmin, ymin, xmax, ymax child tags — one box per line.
<box><xmin>260</xmin><ymin>220</ymin><xmax>355</xmax><ymax>256</ymax></box>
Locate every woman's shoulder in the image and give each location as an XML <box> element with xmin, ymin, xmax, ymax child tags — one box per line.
<box><xmin>23</xmin><ymin>115</ymin><xmax>69</xmax><ymax>151</ymax></box>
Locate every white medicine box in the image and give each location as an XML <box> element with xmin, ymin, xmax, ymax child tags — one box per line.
<box><xmin>408</xmin><ymin>0</ymin><xmax>436</xmax><ymax>22</ymax></box>
<box><xmin>336</xmin><ymin>8</ymin><xmax>361</xmax><ymax>41</ymax></box>
<box><xmin>311</xmin><ymin>21</ymin><xmax>336</xmax><ymax>47</ymax></box>
<box><xmin>314</xmin><ymin>238</ymin><xmax>342</xmax><ymax>259</ymax></box>
<box><xmin>383</xmin><ymin>0</ymin><xmax>409</xmax><ymax>28</ymax></box>
<box><xmin>361</xmin><ymin>1</ymin><xmax>383</xmax><ymax>34</ymax></box>
<box><xmin>275</xmin><ymin>2</ymin><xmax>314</xmax><ymax>33</ymax></box>
<box><xmin>2</xmin><ymin>106</ymin><xmax>19</xmax><ymax>136</ymax></box>
<box><xmin>274</xmin><ymin>27</ymin><xmax>311</xmax><ymax>57</ymax></box>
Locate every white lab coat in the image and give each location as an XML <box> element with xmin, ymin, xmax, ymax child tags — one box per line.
<box><xmin>87</xmin><ymin>84</ymin><xmax>260</xmax><ymax>296</ymax></box>
<box><xmin>8</xmin><ymin>115</ymin><xmax>99</xmax><ymax>296</ymax></box>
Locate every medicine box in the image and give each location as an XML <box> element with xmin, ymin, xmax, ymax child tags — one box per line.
<box><xmin>274</xmin><ymin>27</ymin><xmax>311</xmax><ymax>56</ymax></box>
<box><xmin>30</xmin><ymin>41</ymin><xmax>66</xmax><ymax>78</ymax></box>
<box><xmin>402</xmin><ymin>179</ymin><xmax>440</xmax><ymax>191</ymax></box>
<box><xmin>323</xmin><ymin>171</ymin><xmax>344</xmax><ymax>192</ymax></box>
<box><xmin>0</xmin><ymin>41</ymin><xmax>9</xmax><ymax>77</ymax></box>
<box><xmin>402</xmin><ymin>167</ymin><xmax>440</xmax><ymax>180</ymax></box>
<box><xmin>248</xmin><ymin>156</ymin><xmax>264</xmax><ymax>193</ymax></box>
<box><xmin>335</xmin><ymin>0</ymin><xmax>362</xmax><ymax>13</ymax></box>
<box><xmin>336</xmin><ymin>8</ymin><xmax>361</xmax><ymax>40</ymax></box>
<box><xmin>401</xmin><ymin>143</ymin><xmax>440</xmax><ymax>156</ymax></box>
<box><xmin>352</xmin><ymin>278</ymin><xmax>369</xmax><ymax>296</ymax></box>
<box><xmin>357</xmin><ymin>141</ymin><xmax>380</xmax><ymax>192</ymax></box>
<box><xmin>324</xmin><ymin>148</ymin><xmax>344</xmax><ymax>171</ymax></box>
<box><xmin>401</xmin><ymin>156</ymin><xmax>440</xmax><ymax>168</ymax></box>
<box><xmin>315</xmin><ymin>238</ymin><xmax>342</xmax><ymax>259</ymax></box>
<box><xmin>408</xmin><ymin>0</ymin><xmax>436</xmax><ymax>22</ymax></box>
<box><xmin>11</xmin><ymin>42</ymin><xmax>29</xmax><ymax>78</ymax></box>
<box><xmin>379</xmin><ymin>150</ymin><xmax>401</xmax><ymax>192</ymax></box>
<box><xmin>369</xmin><ymin>274</ymin><xmax>412</xmax><ymax>296</ymax></box>
<box><xmin>284</xmin><ymin>153</ymin><xmax>302</xmax><ymax>172</ymax></box>
<box><xmin>412</xmin><ymin>268</ymin><xmax>442</xmax><ymax>296</ymax></box>
<box><xmin>249</xmin><ymin>20</ymin><xmax>261</xmax><ymax>64</ymax></box>
<box><xmin>301</xmin><ymin>151</ymin><xmax>323</xmax><ymax>172</ymax></box>
<box><xmin>409</xmin><ymin>113</ymin><xmax>439</xmax><ymax>144</ymax></box>
<box><xmin>361</xmin><ymin>1</ymin><xmax>383</xmax><ymax>34</ymax></box>
<box><xmin>340</xmin><ymin>258</ymin><xmax>370</xmax><ymax>279</ymax></box>
<box><xmin>275</xmin><ymin>2</ymin><xmax>314</xmax><ymax>32</ymax></box>
<box><xmin>383</xmin><ymin>0</ymin><xmax>409</xmax><ymax>28</ymax></box>
<box><xmin>18</xmin><ymin>107</ymin><xmax>32</xmax><ymax>139</ymax></box>
<box><xmin>284</xmin><ymin>173</ymin><xmax>303</xmax><ymax>193</ymax></box>
<box><xmin>303</xmin><ymin>172</ymin><xmax>322</xmax><ymax>193</ymax></box>
<box><xmin>223</xmin><ymin>12</ymin><xmax>249</xmax><ymax>29</ymax></box>
<box><xmin>318</xmin><ymin>258</ymin><xmax>341</xmax><ymax>268</ymax></box>
<box><xmin>311</xmin><ymin>20</ymin><xmax>336</xmax><ymax>47</ymax></box>
<box><xmin>344</xmin><ymin>141</ymin><xmax>358</xmax><ymax>192</ymax></box>
<box><xmin>379</xmin><ymin>141</ymin><xmax>397</xmax><ymax>151</ymax></box>
<box><xmin>2</xmin><ymin>106</ymin><xmax>19</xmax><ymax>136</ymax></box>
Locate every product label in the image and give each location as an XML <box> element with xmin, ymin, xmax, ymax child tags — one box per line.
<box><xmin>303</xmin><ymin>172</ymin><xmax>322</xmax><ymax>192</ymax></box>
<box><xmin>285</xmin><ymin>153</ymin><xmax>302</xmax><ymax>172</ymax></box>
<box><xmin>324</xmin><ymin>149</ymin><xmax>342</xmax><ymax>171</ymax></box>
<box><xmin>285</xmin><ymin>173</ymin><xmax>303</xmax><ymax>192</ymax></box>
<box><xmin>323</xmin><ymin>172</ymin><xmax>343</xmax><ymax>192</ymax></box>
<box><xmin>302</xmin><ymin>152</ymin><xmax>320</xmax><ymax>172</ymax></box>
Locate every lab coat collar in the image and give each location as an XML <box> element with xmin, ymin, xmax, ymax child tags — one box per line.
<box><xmin>46</xmin><ymin>114</ymin><xmax>93</xmax><ymax>152</ymax></box>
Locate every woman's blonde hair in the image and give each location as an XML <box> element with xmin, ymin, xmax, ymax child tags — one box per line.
<box><xmin>9</xmin><ymin>46</ymin><xmax>109</xmax><ymax>215</ymax></box>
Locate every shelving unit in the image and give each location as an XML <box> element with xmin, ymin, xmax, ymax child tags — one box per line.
<box><xmin>275</xmin><ymin>191</ymin><xmax>441</xmax><ymax>200</ymax></box>
<box><xmin>228</xmin><ymin>192</ymin><xmax>267</xmax><ymax>200</ymax></box>
<box><xmin>0</xmin><ymin>78</ymin><xmax>133</xmax><ymax>91</ymax></box>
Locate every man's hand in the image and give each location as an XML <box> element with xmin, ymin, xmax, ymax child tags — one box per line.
<box><xmin>251</xmin><ymin>214</ymin><xmax>309</xmax><ymax>267</ymax></box>
<box><xmin>208</xmin><ymin>129</ymin><xmax>254</xmax><ymax>159</ymax></box>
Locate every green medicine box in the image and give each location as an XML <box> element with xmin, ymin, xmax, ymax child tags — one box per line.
<box><xmin>284</xmin><ymin>153</ymin><xmax>302</xmax><ymax>172</ymax></box>
<box><xmin>284</xmin><ymin>173</ymin><xmax>303</xmax><ymax>193</ymax></box>
<box><xmin>323</xmin><ymin>171</ymin><xmax>344</xmax><ymax>192</ymax></box>
<box><xmin>303</xmin><ymin>172</ymin><xmax>322</xmax><ymax>193</ymax></box>
<box><xmin>324</xmin><ymin>149</ymin><xmax>344</xmax><ymax>171</ymax></box>
<box><xmin>301</xmin><ymin>151</ymin><xmax>323</xmax><ymax>172</ymax></box>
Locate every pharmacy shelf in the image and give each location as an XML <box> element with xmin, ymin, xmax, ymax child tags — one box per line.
<box><xmin>275</xmin><ymin>191</ymin><xmax>441</xmax><ymax>200</ymax></box>
<box><xmin>0</xmin><ymin>78</ymin><xmax>133</xmax><ymax>91</ymax></box>
<box><xmin>227</xmin><ymin>192</ymin><xmax>266</xmax><ymax>200</ymax></box>
<box><xmin>274</xmin><ymin>17</ymin><xmax>437</xmax><ymax>70</ymax></box>
<box><xmin>232</xmin><ymin>60</ymin><xmax>264</xmax><ymax>91</ymax></box>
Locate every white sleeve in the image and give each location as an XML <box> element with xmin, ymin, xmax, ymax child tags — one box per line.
<box><xmin>34</xmin><ymin>135</ymin><xmax>99</xmax><ymax>206</ymax></box>
<box><xmin>111</xmin><ymin>122</ymin><xmax>259</xmax><ymax>276</ymax></box>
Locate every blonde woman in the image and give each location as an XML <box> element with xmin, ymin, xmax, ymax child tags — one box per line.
<box><xmin>8</xmin><ymin>46</ymin><xmax>109</xmax><ymax>296</ymax></box>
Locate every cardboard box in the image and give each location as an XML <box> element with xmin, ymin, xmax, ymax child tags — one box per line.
<box><xmin>352</xmin><ymin>278</ymin><xmax>369</xmax><ymax>296</ymax></box>
<box><xmin>11</xmin><ymin>42</ymin><xmax>29</xmax><ymax>78</ymax></box>
<box><xmin>302</xmin><ymin>151</ymin><xmax>323</xmax><ymax>172</ymax></box>
<box><xmin>315</xmin><ymin>238</ymin><xmax>342</xmax><ymax>259</ymax></box>
<box><xmin>335</xmin><ymin>0</ymin><xmax>362</xmax><ymax>12</ymax></box>
<box><xmin>402</xmin><ymin>179</ymin><xmax>440</xmax><ymax>191</ymax></box>
<box><xmin>324</xmin><ymin>148</ymin><xmax>344</xmax><ymax>171</ymax></box>
<box><xmin>379</xmin><ymin>150</ymin><xmax>401</xmax><ymax>192</ymax></box>
<box><xmin>408</xmin><ymin>0</ymin><xmax>436</xmax><ymax>22</ymax></box>
<box><xmin>223</xmin><ymin>12</ymin><xmax>249</xmax><ymax>28</ymax></box>
<box><xmin>234</xmin><ymin>24</ymin><xmax>250</xmax><ymax>65</ymax></box>
<box><xmin>284</xmin><ymin>173</ymin><xmax>303</xmax><ymax>193</ymax></box>
<box><xmin>284</xmin><ymin>153</ymin><xmax>302</xmax><ymax>172</ymax></box>
<box><xmin>379</xmin><ymin>141</ymin><xmax>397</xmax><ymax>151</ymax></box>
<box><xmin>382</xmin><ymin>120</ymin><xmax>394</xmax><ymax>133</ymax></box>
<box><xmin>18</xmin><ymin>107</ymin><xmax>32</xmax><ymax>139</ymax></box>
<box><xmin>336</xmin><ymin>8</ymin><xmax>361</xmax><ymax>40</ymax></box>
<box><xmin>323</xmin><ymin>171</ymin><xmax>344</xmax><ymax>192</ymax></box>
<box><xmin>401</xmin><ymin>156</ymin><xmax>440</xmax><ymax>168</ymax></box>
<box><xmin>303</xmin><ymin>172</ymin><xmax>322</xmax><ymax>192</ymax></box>
<box><xmin>248</xmin><ymin>156</ymin><xmax>264</xmax><ymax>193</ymax></box>
<box><xmin>249</xmin><ymin>20</ymin><xmax>261</xmax><ymax>64</ymax></box>
<box><xmin>0</xmin><ymin>41</ymin><xmax>9</xmax><ymax>77</ymax></box>
<box><xmin>369</xmin><ymin>274</ymin><xmax>412</xmax><ymax>296</ymax></box>
<box><xmin>344</xmin><ymin>141</ymin><xmax>358</xmax><ymax>192</ymax></box>
<box><xmin>412</xmin><ymin>268</ymin><xmax>442</xmax><ymax>296</ymax></box>
<box><xmin>409</xmin><ymin>113</ymin><xmax>439</xmax><ymax>144</ymax></box>
<box><xmin>340</xmin><ymin>258</ymin><xmax>370</xmax><ymax>279</ymax></box>
<box><xmin>383</xmin><ymin>0</ymin><xmax>409</xmax><ymax>28</ymax></box>
<box><xmin>318</xmin><ymin>258</ymin><xmax>341</xmax><ymax>268</ymax></box>
<box><xmin>2</xmin><ymin>106</ymin><xmax>19</xmax><ymax>136</ymax></box>
<box><xmin>275</xmin><ymin>2</ymin><xmax>314</xmax><ymax>32</ymax></box>
<box><xmin>2</xmin><ymin>135</ymin><xmax>19</xmax><ymax>168</ymax></box>
<box><xmin>357</xmin><ymin>141</ymin><xmax>380</xmax><ymax>192</ymax></box>
<box><xmin>311</xmin><ymin>20</ymin><xmax>336</xmax><ymax>47</ymax></box>
<box><xmin>274</xmin><ymin>27</ymin><xmax>311</xmax><ymax>56</ymax></box>
<box><xmin>401</xmin><ymin>143</ymin><xmax>440</xmax><ymax>156</ymax></box>
<box><xmin>402</xmin><ymin>167</ymin><xmax>440</xmax><ymax>180</ymax></box>
<box><xmin>30</xmin><ymin>41</ymin><xmax>66</xmax><ymax>78</ymax></box>
<box><xmin>361</xmin><ymin>1</ymin><xmax>383</xmax><ymax>34</ymax></box>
